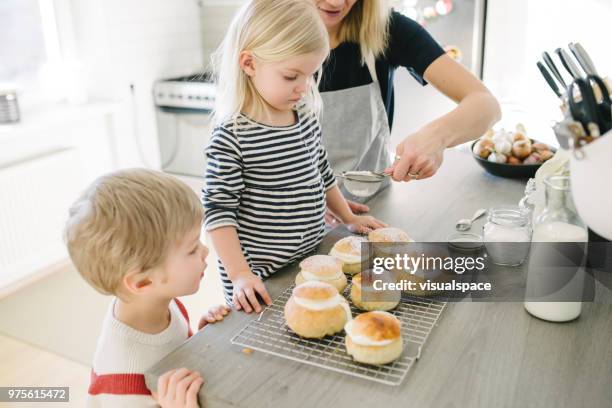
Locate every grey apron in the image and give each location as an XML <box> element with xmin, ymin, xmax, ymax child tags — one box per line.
<box><xmin>320</xmin><ymin>55</ymin><xmax>393</xmax><ymax>203</ymax></box>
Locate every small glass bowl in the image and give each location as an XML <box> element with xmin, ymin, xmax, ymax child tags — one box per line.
<box><xmin>447</xmin><ymin>232</ymin><xmax>484</xmax><ymax>252</ymax></box>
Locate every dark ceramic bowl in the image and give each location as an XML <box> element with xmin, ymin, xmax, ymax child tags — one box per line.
<box><xmin>471</xmin><ymin>139</ymin><xmax>556</xmax><ymax>179</ymax></box>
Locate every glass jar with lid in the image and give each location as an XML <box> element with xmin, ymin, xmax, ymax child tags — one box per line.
<box><xmin>483</xmin><ymin>205</ymin><xmax>532</xmax><ymax>266</ymax></box>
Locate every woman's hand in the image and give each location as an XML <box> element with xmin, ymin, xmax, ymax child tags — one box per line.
<box><xmin>153</xmin><ymin>368</ymin><xmax>203</xmax><ymax>408</ymax></box>
<box><xmin>344</xmin><ymin>214</ymin><xmax>387</xmax><ymax>234</ymax></box>
<box><xmin>385</xmin><ymin>129</ymin><xmax>445</xmax><ymax>182</ymax></box>
<box><xmin>384</xmin><ymin>55</ymin><xmax>501</xmax><ymax>183</ymax></box>
<box><xmin>232</xmin><ymin>271</ymin><xmax>272</xmax><ymax>314</ymax></box>
<box><xmin>198</xmin><ymin>304</ymin><xmax>231</xmax><ymax>330</ymax></box>
<box><xmin>326</xmin><ymin>200</ymin><xmax>369</xmax><ymax>226</ymax></box>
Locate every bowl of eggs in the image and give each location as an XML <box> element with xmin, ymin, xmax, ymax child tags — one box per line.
<box><xmin>472</xmin><ymin>124</ymin><xmax>556</xmax><ymax>178</ymax></box>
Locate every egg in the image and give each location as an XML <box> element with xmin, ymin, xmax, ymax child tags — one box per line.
<box><xmin>494</xmin><ymin>139</ymin><xmax>512</xmax><ymax>155</ymax></box>
<box><xmin>480</xmin><ymin>138</ymin><xmax>494</xmax><ymax>150</ymax></box>
<box><xmin>523</xmin><ymin>153</ymin><xmax>542</xmax><ymax>165</ymax></box>
<box><xmin>513</xmin><ymin>132</ymin><xmax>529</xmax><ymax>143</ymax></box>
<box><xmin>473</xmin><ymin>141</ymin><xmax>492</xmax><ymax>159</ymax></box>
<box><xmin>488</xmin><ymin>152</ymin><xmax>507</xmax><ymax>164</ymax></box>
<box><xmin>491</xmin><ymin>129</ymin><xmax>507</xmax><ymax>144</ymax></box>
<box><xmin>507</xmin><ymin>156</ymin><xmax>521</xmax><ymax>165</ymax></box>
<box><xmin>512</xmin><ymin>140</ymin><xmax>532</xmax><ymax>159</ymax></box>
<box><xmin>539</xmin><ymin>150</ymin><xmax>554</xmax><ymax>161</ymax></box>
<box><xmin>532</xmin><ymin>142</ymin><xmax>549</xmax><ymax>152</ymax></box>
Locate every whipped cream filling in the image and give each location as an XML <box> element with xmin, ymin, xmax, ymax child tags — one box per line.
<box><xmin>293</xmin><ymin>294</ymin><xmax>352</xmax><ymax>322</ymax></box>
<box><xmin>330</xmin><ymin>237</ymin><xmax>367</xmax><ymax>264</ymax></box>
<box><xmin>344</xmin><ymin>319</ymin><xmax>398</xmax><ymax>347</ymax></box>
<box><xmin>300</xmin><ymin>269</ymin><xmax>343</xmax><ymax>282</ymax></box>
<box><xmin>329</xmin><ymin>247</ymin><xmax>362</xmax><ymax>265</ymax></box>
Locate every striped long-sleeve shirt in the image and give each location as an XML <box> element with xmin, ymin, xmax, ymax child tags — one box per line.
<box><xmin>203</xmin><ymin>107</ymin><xmax>337</xmax><ymax>302</ymax></box>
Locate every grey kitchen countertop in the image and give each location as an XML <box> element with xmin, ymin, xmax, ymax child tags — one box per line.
<box><xmin>146</xmin><ymin>148</ymin><xmax>612</xmax><ymax>408</ymax></box>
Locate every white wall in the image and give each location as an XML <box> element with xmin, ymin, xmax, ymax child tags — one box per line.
<box><xmin>200</xmin><ymin>0</ymin><xmax>247</xmax><ymax>65</ymax></box>
<box><xmin>392</xmin><ymin>0</ymin><xmax>612</xmax><ymax>148</ymax></box>
<box><xmin>483</xmin><ymin>0</ymin><xmax>612</xmax><ymax>144</ymax></box>
<box><xmin>0</xmin><ymin>0</ymin><xmax>206</xmax><ymax>289</ymax></box>
<box><xmin>71</xmin><ymin>0</ymin><xmax>205</xmax><ymax>168</ymax></box>
<box><xmin>0</xmin><ymin>102</ymin><xmax>118</xmax><ymax>290</ymax></box>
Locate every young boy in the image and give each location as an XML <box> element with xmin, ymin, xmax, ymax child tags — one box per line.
<box><xmin>65</xmin><ymin>169</ymin><xmax>229</xmax><ymax>407</ymax></box>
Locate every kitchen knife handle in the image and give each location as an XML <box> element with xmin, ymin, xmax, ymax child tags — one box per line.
<box><xmin>555</xmin><ymin>48</ymin><xmax>583</xmax><ymax>80</ymax></box>
<box><xmin>537</xmin><ymin>62</ymin><xmax>563</xmax><ymax>98</ymax></box>
<box><xmin>570</xmin><ymin>42</ymin><xmax>598</xmax><ymax>76</ymax></box>
<box><xmin>542</xmin><ymin>52</ymin><xmax>567</xmax><ymax>89</ymax></box>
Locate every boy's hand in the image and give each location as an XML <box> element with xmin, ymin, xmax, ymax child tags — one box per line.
<box><xmin>345</xmin><ymin>215</ymin><xmax>387</xmax><ymax>234</ymax></box>
<box><xmin>198</xmin><ymin>304</ymin><xmax>230</xmax><ymax>330</ymax></box>
<box><xmin>232</xmin><ymin>272</ymin><xmax>272</xmax><ymax>314</ymax></box>
<box><xmin>152</xmin><ymin>368</ymin><xmax>203</xmax><ymax>408</ymax></box>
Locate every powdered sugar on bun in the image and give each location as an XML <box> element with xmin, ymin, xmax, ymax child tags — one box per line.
<box><xmin>292</xmin><ymin>281</ymin><xmax>338</xmax><ymax>300</ymax></box>
<box><xmin>330</xmin><ymin>236</ymin><xmax>368</xmax><ymax>264</ymax></box>
<box><xmin>368</xmin><ymin>227</ymin><xmax>413</xmax><ymax>243</ymax></box>
<box><xmin>299</xmin><ymin>255</ymin><xmax>343</xmax><ymax>278</ymax></box>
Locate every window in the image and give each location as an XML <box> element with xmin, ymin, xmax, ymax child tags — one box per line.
<box><xmin>0</xmin><ymin>0</ymin><xmax>66</xmax><ymax>107</ymax></box>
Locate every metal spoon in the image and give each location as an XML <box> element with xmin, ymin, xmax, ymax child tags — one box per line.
<box><xmin>455</xmin><ymin>208</ymin><xmax>487</xmax><ymax>232</ymax></box>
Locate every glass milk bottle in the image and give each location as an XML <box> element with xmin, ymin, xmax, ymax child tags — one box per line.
<box><xmin>524</xmin><ymin>176</ymin><xmax>588</xmax><ymax>322</ymax></box>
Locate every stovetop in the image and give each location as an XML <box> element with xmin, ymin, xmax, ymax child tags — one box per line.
<box><xmin>154</xmin><ymin>72</ymin><xmax>216</xmax><ymax>110</ymax></box>
<box><xmin>161</xmin><ymin>72</ymin><xmax>214</xmax><ymax>83</ymax></box>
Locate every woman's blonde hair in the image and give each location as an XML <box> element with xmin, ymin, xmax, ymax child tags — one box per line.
<box><xmin>64</xmin><ymin>169</ymin><xmax>203</xmax><ymax>297</ymax></box>
<box><xmin>338</xmin><ymin>0</ymin><xmax>392</xmax><ymax>64</ymax></box>
<box><xmin>212</xmin><ymin>0</ymin><xmax>329</xmax><ymax>125</ymax></box>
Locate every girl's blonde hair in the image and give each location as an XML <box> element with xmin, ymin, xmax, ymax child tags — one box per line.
<box><xmin>338</xmin><ymin>0</ymin><xmax>392</xmax><ymax>64</ymax></box>
<box><xmin>212</xmin><ymin>0</ymin><xmax>329</xmax><ymax>125</ymax></box>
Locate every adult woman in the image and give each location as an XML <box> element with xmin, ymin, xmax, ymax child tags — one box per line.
<box><xmin>315</xmin><ymin>0</ymin><xmax>501</xmax><ymax>213</ymax></box>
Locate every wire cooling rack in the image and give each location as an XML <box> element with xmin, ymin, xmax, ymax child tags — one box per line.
<box><xmin>230</xmin><ymin>283</ymin><xmax>447</xmax><ymax>386</ymax></box>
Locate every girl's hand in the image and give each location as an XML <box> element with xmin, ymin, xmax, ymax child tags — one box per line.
<box><xmin>326</xmin><ymin>200</ymin><xmax>369</xmax><ymax>226</ymax></box>
<box><xmin>347</xmin><ymin>200</ymin><xmax>369</xmax><ymax>214</ymax></box>
<box><xmin>345</xmin><ymin>215</ymin><xmax>387</xmax><ymax>234</ymax></box>
<box><xmin>198</xmin><ymin>304</ymin><xmax>231</xmax><ymax>330</ymax></box>
<box><xmin>152</xmin><ymin>368</ymin><xmax>203</xmax><ymax>408</ymax></box>
<box><xmin>385</xmin><ymin>130</ymin><xmax>445</xmax><ymax>182</ymax></box>
<box><xmin>232</xmin><ymin>272</ymin><xmax>272</xmax><ymax>314</ymax></box>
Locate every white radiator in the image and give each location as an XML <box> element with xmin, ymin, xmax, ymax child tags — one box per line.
<box><xmin>0</xmin><ymin>149</ymin><xmax>82</xmax><ymax>289</ymax></box>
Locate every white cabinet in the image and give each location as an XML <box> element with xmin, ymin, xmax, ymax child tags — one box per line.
<box><xmin>0</xmin><ymin>149</ymin><xmax>81</xmax><ymax>288</ymax></box>
<box><xmin>0</xmin><ymin>102</ymin><xmax>118</xmax><ymax>292</ymax></box>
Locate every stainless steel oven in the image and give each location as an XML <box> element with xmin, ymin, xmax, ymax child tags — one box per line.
<box><xmin>154</xmin><ymin>74</ymin><xmax>216</xmax><ymax>177</ymax></box>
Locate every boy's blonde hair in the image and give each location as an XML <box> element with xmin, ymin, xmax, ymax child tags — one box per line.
<box><xmin>212</xmin><ymin>0</ymin><xmax>329</xmax><ymax>124</ymax></box>
<box><xmin>64</xmin><ymin>169</ymin><xmax>203</xmax><ymax>296</ymax></box>
<box><xmin>338</xmin><ymin>0</ymin><xmax>392</xmax><ymax>64</ymax></box>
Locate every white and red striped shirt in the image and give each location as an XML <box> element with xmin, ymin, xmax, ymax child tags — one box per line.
<box><xmin>87</xmin><ymin>298</ymin><xmax>193</xmax><ymax>407</ymax></box>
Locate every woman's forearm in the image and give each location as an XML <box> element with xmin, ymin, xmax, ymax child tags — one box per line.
<box><xmin>421</xmin><ymin>55</ymin><xmax>502</xmax><ymax>149</ymax></box>
<box><xmin>425</xmin><ymin>91</ymin><xmax>501</xmax><ymax>149</ymax></box>
<box><xmin>208</xmin><ymin>226</ymin><xmax>250</xmax><ymax>280</ymax></box>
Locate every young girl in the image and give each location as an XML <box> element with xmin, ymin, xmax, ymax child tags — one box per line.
<box><xmin>203</xmin><ymin>0</ymin><xmax>386</xmax><ymax>313</ymax></box>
